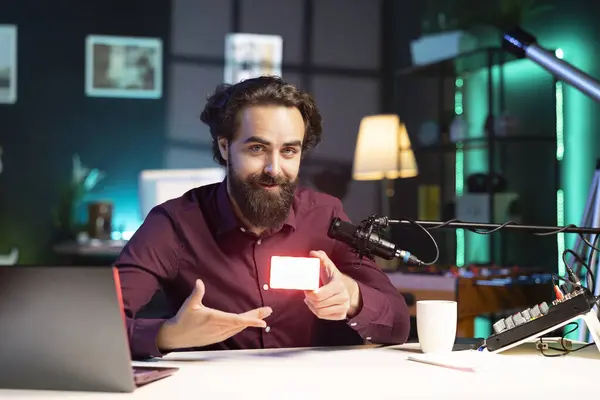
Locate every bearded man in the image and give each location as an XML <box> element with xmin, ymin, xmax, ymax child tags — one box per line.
<box><xmin>115</xmin><ymin>76</ymin><xmax>410</xmax><ymax>360</ymax></box>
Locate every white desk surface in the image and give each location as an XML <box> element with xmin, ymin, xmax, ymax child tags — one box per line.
<box><xmin>1</xmin><ymin>342</ymin><xmax>598</xmax><ymax>399</ymax></box>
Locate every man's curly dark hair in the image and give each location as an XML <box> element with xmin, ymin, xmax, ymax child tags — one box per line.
<box><xmin>200</xmin><ymin>76</ymin><xmax>323</xmax><ymax>166</ymax></box>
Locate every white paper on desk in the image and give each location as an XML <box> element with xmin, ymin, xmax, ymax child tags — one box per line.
<box><xmin>407</xmin><ymin>350</ymin><xmax>500</xmax><ymax>372</ymax></box>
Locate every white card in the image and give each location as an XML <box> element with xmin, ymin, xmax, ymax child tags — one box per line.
<box><xmin>269</xmin><ymin>256</ymin><xmax>320</xmax><ymax>291</ymax></box>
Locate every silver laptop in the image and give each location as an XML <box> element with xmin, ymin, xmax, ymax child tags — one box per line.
<box><xmin>0</xmin><ymin>266</ymin><xmax>177</xmax><ymax>393</ymax></box>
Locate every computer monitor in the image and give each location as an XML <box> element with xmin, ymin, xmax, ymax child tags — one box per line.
<box><xmin>138</xmin><ymin>168</ymin><xmax>225</xmax><ymax>219</ymax></box>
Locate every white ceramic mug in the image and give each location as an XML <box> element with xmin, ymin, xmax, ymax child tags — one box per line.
<box><xmin>416</xmin><ymin>300</ymin><xmax>457</xmax><ymax>353</ymax></box>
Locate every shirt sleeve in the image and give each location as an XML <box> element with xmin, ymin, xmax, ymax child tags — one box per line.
<box><xmin>328</xmin><ymin>200</ymin><xmax>411</xmax><ymax>345</ymax></box>
<box><xmin>114</xmin><ymin>205</ymin><xmax>180</xmax><ymax>359</ymax></box>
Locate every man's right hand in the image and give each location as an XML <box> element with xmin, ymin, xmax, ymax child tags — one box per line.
<box><xmin>156</xmin><ymin>279</ymin><xmax>272</xmax><ymax>351</ymax></box>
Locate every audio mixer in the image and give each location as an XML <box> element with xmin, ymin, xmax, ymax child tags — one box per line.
<box><xmin>485</xmin><ymin>288</ymin><xmax>600</xmax><ymax>353</ymax></box>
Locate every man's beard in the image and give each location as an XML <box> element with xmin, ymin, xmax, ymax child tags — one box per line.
<box><xmin>228</xmin><ymin>162</ymin><xmax>297</xmax><ymax>230</ymax></box>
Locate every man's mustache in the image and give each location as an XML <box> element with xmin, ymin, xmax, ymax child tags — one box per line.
<box><xmin>253</xmin><ymin>174</ymin><xmax>289</xmax><ymax>186</ymax></box>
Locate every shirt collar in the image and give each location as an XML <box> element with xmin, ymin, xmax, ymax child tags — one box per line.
<box><xmin>214</xmin><ymin>177</ymin><xmax>297</xmax><ymax>235</ymax></box>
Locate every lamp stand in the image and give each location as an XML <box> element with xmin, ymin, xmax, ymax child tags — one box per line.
<box><xmin>379</xmin><ymin>178</ymin><xmax>394</xmax><ymax>218</ymax></box>
<box><xmin>377</xmin><ymin>178</ymin><xmax>397</xmax><ymax>269</ymax></box>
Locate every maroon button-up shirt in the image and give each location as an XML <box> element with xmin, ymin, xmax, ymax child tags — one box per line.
<box><xmin>115</xmin><ymin>179</ymin><xmax>410</xmax><ymax>359</ymax></box>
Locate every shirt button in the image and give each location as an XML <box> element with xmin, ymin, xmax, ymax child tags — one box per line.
<box><xmin>366</xmin><ymin>337</ymin><xmax>372</xmax><ymax>341</ymax></box>
<box><xmin>257</xmin><ymin>239</ymin><xmax>262</xmax><ymax>245</ymax></box>
<box><xmin>265</xmin><ymin>326</ymin><xmax>271</xmax><ymax>333</ymax></box>
<box><xmin>350</xmin><ymin>322</ymin><xmax>357</xmax><ymax>326</ymax></box>
<box><xmin>263</xmin><ymin>284</ymin><xmax>269</xmax><ymax>290</ymax></box>
<box><xmin>240</xmin><ymin>227</ymin><xmax>246</xmax><ymax>232</ymax></box>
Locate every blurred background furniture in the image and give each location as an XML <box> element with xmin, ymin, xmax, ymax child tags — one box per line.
<box><xmin>392</xmin><ymin>47</ymin><xmax>559</xmax><ymax>269</ymax></box>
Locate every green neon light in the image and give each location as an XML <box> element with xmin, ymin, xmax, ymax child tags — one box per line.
<box><xmin>557</xmin><ymin>189</ymin><xmax>565</xmax><ymax>275</ymax></box>
<box><xmin>455</xmin><ymin>143</ymin><xmax>464</xmax><ymax>196</ymax></box>
<box><xmin>455</xmin><ymin>77</ymin><xmax>464</xmax><ymax>115</ymax></box>
<box><xmin>556</xmin><ymin>81</ymin><xmax>564</xmax><ymax>161</ymax></box>
<box><xmin>555</xmin><ymin>77</ymin><xmax>565</xmax><ymax>276</ymax></box>
<box><xmin>455</xmin><ymin>77</ymin><xmax>465</xmax><ymax>267</ymax></box>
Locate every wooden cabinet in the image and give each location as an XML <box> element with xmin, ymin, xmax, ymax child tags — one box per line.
<box><xmin>387</xmin><ymin>270</ymin><xmax>553</xmax><ymax>337</ymax></box>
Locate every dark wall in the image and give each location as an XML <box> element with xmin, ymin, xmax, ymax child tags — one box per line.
<box><xmin>0</xmin><ymin>0</ymin><xmax>170</xmax><ymax>263</ymax></box>
<box><xmin>0</xmin><ymin>0</ymin><xmax>390</xmax><ymax>264</ymax></box>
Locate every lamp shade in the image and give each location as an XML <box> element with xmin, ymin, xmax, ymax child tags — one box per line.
<box><xmin>352</xmin><ymin>114</ymin><xmax>418</xmax><ymax>181</ymax></box>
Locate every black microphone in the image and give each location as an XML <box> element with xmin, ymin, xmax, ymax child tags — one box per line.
<box><xmin>328</xmin><ymin>217</ymin><xmax>425</xmax><ymax>265</ymax></box>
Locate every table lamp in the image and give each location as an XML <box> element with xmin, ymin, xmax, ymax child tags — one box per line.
<box><xmin>352</xmin><ymin>114</ymin><xmax>418</xmax><ymax>217</ymax></box>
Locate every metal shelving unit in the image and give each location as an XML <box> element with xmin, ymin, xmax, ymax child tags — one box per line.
<box><xmin>392</xmin><ymin>47</ymin><xmax>559</xmax><ymax>267</ymax></box>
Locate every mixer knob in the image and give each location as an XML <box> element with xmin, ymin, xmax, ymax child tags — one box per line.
<box><xmin>521</xmin><ymin>308</ymin><xmax>532</xmax><ymax>321</ymax></box>
<box><xmin>493</xmin><ymin>319</ymin><xmax>507</xmax><ymax>334</ymax></box>
<box><xmin>539</xmin><ymin>302</ymin><xmax>549</xmax><ymax>314</ymax></box>
<box><xmin>513</xmin><ymin>313</ymin><xmax>526</xmax><ymax>326</ymax></box>
<box><xmin>529</xmin><ymin>305</ymin><xmax>541</xmax><ymax>319</ymax></box>
<box><xmin>504</xmin><ymin>315</ymin><xmax>516</xmax><ymax>330</ymax></box>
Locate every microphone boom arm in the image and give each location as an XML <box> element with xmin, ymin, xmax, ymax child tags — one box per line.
<box><xmin>503</xmin><ymin>26</ymin><xmax>600</xmax><ymax>102</ymax></box>
<box><xmin>328</xmin><ymin>214</ymin><xmax>600</xmax><ymax>268</ymax></box>
<box><xmin>381</xmin><ymin>218</ymin><xmax>600</xmax><ymax>235</ymax></box>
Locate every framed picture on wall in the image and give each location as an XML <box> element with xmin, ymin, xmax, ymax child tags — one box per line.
<box><xmin>0</xmin><ymin>25</ymin><xmax>17</xmax><ymax>104</ymax></box>
<box><xmin>224</xmin><ymin>33</ymin><xmax>283</xmax><ymax>84</ymax></box>
<box><xmin>85</xmin><ymin>35</ymin><xmax>162</xmax><ymax>99</ymax></box>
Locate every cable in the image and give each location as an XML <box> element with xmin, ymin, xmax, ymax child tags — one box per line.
<box><xmin>559</xmin><ymin>232</ymin><xmax>599</xmax><ymax>293</ymax></box>
<box><xmin>424</xmin><ymin>219</ymin><xmax>521</xmax><ymax>235</ymax></box>
<box><xmin>538</xmin><ymin>322</ymin><xmax>596</xmax><ymax>357</ymax></box>
<box><xmin>586</xmin><ymin>232</ymin><xmax>600</xmax><ymax>266</ymax></box>
<box><xmin>373</xmin><ymin>216</ymin><xmax>600</xmax><ymax>290</ymax></box>
<box><xmin>585</xmin><ymin>234</ymin><xmax>600</xmax><ymax>303</ymax></box>
<box><xmin>423</xmin><ymin>220</ymin><xmax>582</xmax><ymax>236</ymax></box>
<box><xmin>531</xmin><ymin>223</ymin><xmax>580</xmax><ymax>236</ymax></box>
<box><xmin>579</xmin><ymin>232</ymin><xmax>600</xmax><ymax>253</ymax></box>
<box><xmin>400</xmin><ymin>218</ymin><xmax>439</xmax><ymax>266</ymax></box>
<box><xmin>551</xmin><ymin>272</ymin><xmax>577</xmax><ymax>287</ymax></box>
<box><xmin>410</xmin><ymin>218</ymin><xmax>599</xmax><ymax>285</ymax></box>
<box><xmin>562</xmin><ymin>248</ymin><xmax>596</xmax><ymax>293</ymax></box>
<box><xmin>472</xmin><ymin>221</ymin><xmax>518</xmax><ymax>235</ymax></box>
<box><xmin>359</xmin><ymin>214</ymin><xmax>440</xmax><ymax>266</ymax></box>
<box><xmin>388</xmin><ymin>217</ymin><xmax>581</xmax><ymax>268</ymax></box>
<box><xmin>581</xmin><ymin>233</ymin><xmax>599</xmax><ymax>290</ymax></box>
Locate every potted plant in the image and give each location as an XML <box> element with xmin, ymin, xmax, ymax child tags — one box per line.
<box><xmin>52</xmin><ymin>154</ymin><xmax>105</xmax><ymax>241</ymax></box>
<box><xmin>0</xmin><ymin>145</ymin><xmax>20</xmax><ymax>265</ymax></box>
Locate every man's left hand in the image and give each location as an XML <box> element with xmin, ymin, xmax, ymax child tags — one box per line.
<box><xmin>304</xmin><ymin>250</ymin><xmax>362</xmax><ymax>320</ymax></box>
